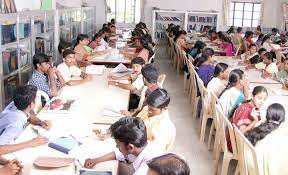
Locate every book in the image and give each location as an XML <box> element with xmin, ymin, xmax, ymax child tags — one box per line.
<box><xmin>80</xmin><ymin>169</ymin><xmax>112</xmax><ymax>175</ymax></box>
<box><xmin>111</xmin><ymin>63</ymin><xmax>132</xmax><ymax>74</ymax></box>
<box><xmin>48</xmin><ymin>136</ymin><xmax>82</xmax><ymax>154</ymax></box>
<box><xmin>43</xmin><ymin>98</ymin><xmax>75</xmax><ymax>112</ymax></box>
<box><xmin>86</xmin><ymin>65</ymin><xmax>106</xmax><ymax>75</ymax></box>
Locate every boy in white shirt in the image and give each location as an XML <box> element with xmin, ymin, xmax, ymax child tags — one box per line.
<box><xmin>57</xmin><ymin>49</ymin><xmax>91</xmax><ymax>86</ymax></box>
<box><xmin>84</xmin><ymin>117</ymin><xmax>163</xmax><ymax>175</ymax></box>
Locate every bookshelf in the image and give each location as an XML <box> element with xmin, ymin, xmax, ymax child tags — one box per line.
<box><xmin>152</xmin><ymin>10</ymin><xmax>186</xmax><ymax>43</ymax></box>
<box><xmin>186</xmin><ymin>11</ymin><xmax>218</xmax><ymax>32</ymax></box>
<box><xmin>152</xmin><ymin>9</ymin><xmax>219</xmax><ymax>42</ymax></box>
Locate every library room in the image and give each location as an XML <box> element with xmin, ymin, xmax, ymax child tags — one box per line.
<box><xmin>0</xmin><ymin>0</ymin><xmax>288</xmax><ymax>174</ymax></box>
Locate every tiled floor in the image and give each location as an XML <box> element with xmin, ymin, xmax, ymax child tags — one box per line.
<box><xmin>154</xmin><ymin>44</ymin><xmax>214</xmax><ymax>174</ymax></box>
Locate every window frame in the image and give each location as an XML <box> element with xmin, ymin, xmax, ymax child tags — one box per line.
<box><xmin>229</xmin><ymin>1</ymin><xmax>262</xmax><ymax>27</ymax></box>
<box><xmin>106</xmin><ymin>0</ymin><xmax>140</xmax><ymax>24</ymax></box>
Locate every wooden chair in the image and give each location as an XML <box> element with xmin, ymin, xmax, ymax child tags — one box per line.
<box><xmin>234</xmin><ymin>125</ymin><xmax>260</xmax><ymax>175</ymax></box>
<box><xmin>158</xmin><ymin>74</ymin><xmax>166</xmax><ymax>88</ymax></box>
<box><xmin>214</xmin><ymin>107</ymin><xmax>239</xmax><ymax>175</ymax></box>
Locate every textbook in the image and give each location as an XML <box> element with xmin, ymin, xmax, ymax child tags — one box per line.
<box><xmin>48</xmin><ymin>136</ymin><xmax>82</xmax><ymax>154</ymax></box>
<box><xmin>43</xmin><ymin>98</ymin><xmax>75</xmax><ymax>113</ymax></box>
<box><xmin>111</xmin><ymin>63</ymin><xmax>132</xmax><ymax>76</ymax></box>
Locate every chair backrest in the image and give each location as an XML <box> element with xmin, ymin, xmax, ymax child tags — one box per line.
<box><xmin>148</xmin><ymin>52</ymin><xmax>156</xmax><ymax>63</ymax></box>
<box><xmin>234</xmin><ymin>125</ymin><xmax>260</xmax><ymax>175</ymax></box>
<box><xmin>158</xmin><ymin>74</ymin><xmax>166</xmax><ymax>88</ymax></box>
<box><xmin>136</xmin><ymin>86</ymin><xmax>148</xmax><ymax>112</ymax></box>
<box><xmin>33</xmin><ymin>90</ymin><xmax>50</xmax><ymax>114</ymax></box>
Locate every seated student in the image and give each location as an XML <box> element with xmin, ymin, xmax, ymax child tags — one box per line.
<box><xmin>111</xmin><ymin>18</ymin><xmax>116</xmax><ymax>25</ymax></box>
<box><xmin>136</xmin><ymin>89</ymin><xmax>175</xmax><ymax>152</ymax></box>
<box><xmin>29</xmin><ymin>53</ymin><xmax>65</xmax><ymax>98</ymax></box>
<box><xmin>270</xmin><ymin>28</ymin><xmax>280</xmax><ymax>43</ymax></box>
<box><xmin>231</xmin><ymin>86</ymin><xmax>268</xmax><ymax>134</ymax></box>
<box><xmin>209</xmin><ymin>30</ymin><xmax>218</xmax><ymax>42</ymax></box>
<box><xmin>84</xmin><ymin>117</ymin><xmax>162</xmax><ymax>175</ymax></box>
<box><xmin>88</xmin><ymin>32</ymin><xmax>103</xmax><ymax>50</ymax></box>
<box><xmin>241</xmin><ymin>44</ymin><xmax>258</xmax><ymax>64</ymax></box>
<box><xmin>260</xmin><ymin>52</ymin><xmax>278</xmax><ymax>78</ymax></box>
<box><xmin>73</xmin><ymin>34</ymin><xmax>94</xmax><ymax>67</ymax></box>
<box><xmin>218</xmin><ymin>69</ymin><xmax>249</xmax><ymax>117</ymax></box>
<box><xmin>0</xmin><ymin>85</ymin><xmax>49</xmax><ymax>155</ymax></box>
<box><xmin>247</xmin><ymin>48</ymin><xmax>267</xmax><ymax>69</ymax></box>
<box><xmin>207</xmin><ymin>63</ymin><xmax>229</xmax><ymax>97</ymax></box>
<box><xmin>234</xmin><ymin>27</ymin><xmax>243</xmax><ymax>48</ymax></box>
<box><xmin>199</xmin><ymin>26</ymin><xmax>210</xmax><ymax>37</ymax></box>
<box><xmin>274</xmin><ymin>58</ymin><xmax>288</xmax><ymax>82</ymax></box>
<box><xmin>255</xmin><ymin>33</ymin><xmax>264</xmax><ymax>47</ymax></box>
<box><xmin>147</xmin><ymin>153</ymin><xmax>190</xmax><ymax>175</ymax></box>
<box><xmin>242</xmin><ymin>31</ymin><xmax>254</xmax><ymax>53</ymax></box>
<box><xmin>195</xmin><ymin>48</ymin><xmax>215</xmax><ymax>86</ymax></box>
<box><xmin>174</xmin><ymin>30</ymin><xmax>187</xmax><ymax>51</ymax></box>
<box><xmin>56</xmin><ymin>40</ymin><xmax>71</xmax><ymax>66</ymax></box>
<box><xmin>276</xmin><ymin>33</ymin><xmax>288</xmax><ymax>46</ymax></box>
<box><xmin>188</xmin><ymin>41</ymin><xmax>206</xmax><ymax>59</ymax></box>
<box><xmin>220</xmin><ymin>36</ymin><xmax>234</xmax><ymax>56</ymax></box>
<box><xmin>108</xmin><ymin>57</ymin><xmax>145</xmax><ymax>110</ymax></box>
<box><xmin>0</xmin><ymin>157</ymin><xmax>22</xmax><ymax>175</ymax></box>
<box><xmin>57</xmin><ymin>49</ymin><xmax>91</xmax><ymax>86</ymax></box>
<box><xmin>99</xmin><ymin>29</ymin><xmax>109</xmax><ymax>48</ymax></box>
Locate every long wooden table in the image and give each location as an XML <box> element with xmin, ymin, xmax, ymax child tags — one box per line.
<box><xmin>89</xmin><ymin>49</ymin><xmax>131</xmax><ymax>65</ymax></box>
<box><xmin>3</xmin><ymin>69</ymin><xmax>129</xmax><ymax>175</ymax></box>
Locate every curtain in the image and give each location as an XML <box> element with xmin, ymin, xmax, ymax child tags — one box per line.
<box><xmin>223</xmin><ymin>0</ymin><xmax>231</xmax><ymax>26</ymax></box>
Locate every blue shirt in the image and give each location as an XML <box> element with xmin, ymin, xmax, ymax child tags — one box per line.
<box><xmin>29</xmin><ymin>71</ymin><xmax>61</xmax><ymax>97</ymax></box>
<box><xmin>0</xmin><ymin>102</ymin><xmax>28</xmax><ymax>145</ymax></box>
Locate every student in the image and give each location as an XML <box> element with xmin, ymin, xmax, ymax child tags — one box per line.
<box><xmin>270</xmin><ymin>28</ymin><xmax>280</xmax><ymax>43</ymax></box>
<box><xmin>174</xmin><ymin>30</ymin><xmax>187</xmax><ymax>51</ymax></box>
<box><xmin>57</xmin><ymin>49</ymin><xmax>92</xmax><ymax>86</ymax></box>
<box><xmin>240</xmin><ymin>44</ymin><xmax>258</xmax><ymax>64</ymax></box>
<box><xmin>99</xmin><ymin>29</ymin><xmax>109</xmax><ymax>48</ymax></box>
<box><xmin>261</xmin><ymin>34</ymin><xmax>274</xmax><ymax>52</ymax></box>
<box><xmin>255</xmin><ymin>33</ymin><xmax>264</xmax><ymax>46</ymax></box>
<box><xmin>250</xmin><ymin>48</ymin><xmax>267</xmax><ymax>69</ymax></box>
<box><xmin>231</xmin><ymin>86</ymin><xmax>268</xmax><ymax>134</ymax></box>
<box><xmin>147</xmin><ymin>153</ymin><xmax>190</xmax><ymax>175</ymax></box>
<box><xmin>88</xmin><ymin>32</ymin><xmax>103</xmax><ymax>50</ymax></box>
<box><xmin>135</xmin><ymin>37</ymin><xmax>154</xmax><ymax>63</ymax></box>
<box><xmin>209</xmin><ymin>30</ymin><xmax>218</xmax><ymax>42</ymax></box>
<box><xmin>84</xmin><ymin>117</ymin><xmax>162</xmax><ymax>175</ymax></box>
<box><xmin>242</xmin><ymin>31</ymin><xmax>254</xmax><ymax>52</ymax></box>
<box><xmin>56</xmin><ymin>40</ymin><xmax>71</xmax><ymax>66</ymax></box>
<box><xmin>0</xmin><ymin>157</ymin><xmax>22</xmax><ymax>175</ymax></box>
<box><xmin>261</xmin><ymin>52</ymin><xmax>278</xmax><ymax>78</ymax></box>
<box><xmin>218</xmin><ymin>69</ymin><xmax>249</xmax><ymax>117</ymax></box>
<box><xmin>233</xmin><ymin>27</ymin><xmax>243</xmax><ymax>50</ymax></box>
<box><xmin>196</xmin><ymin>48</ymin><xmax>215</xmax><ymax>86</ymax></box>
<box><xmin>0</xmin><ymin>85</ymin><xmax>49</xmax><ymax>155</ymax></box>
<box><xmin>136</xmin><ymin>88</ymin><xmax>176</xmax><ymax>152</ymax></box>
<box><xmin>111</xmin><ymin>18</ymin><xmax>116</xmax><ymax>25</ymax></box>
<box><xmin>188</xmin><ymin>41</ymin><xmax>206</xmax><ymax>59</ymax></box>
<box><xmin>220</xmin><ymin>36</ymin><xmax>234</xmax><ymax>56</ymax></box>
<box><xmin>275</xmin><ymin>58</ymin><xmax>288</xmax><ymax>81</ymax></box>
<box><xmin>207</xmin><ymin>63</ymin><xmax>229</xmax><ymax>97</ymax></box>
<box><xmin>29</xmin><ymin>53</ymin><xmax>65</xmax><ymax>98</ymax></box>
<box><xmin>73</xmin><ymin>34</ymin><xmax>94</xmax><ymax>67</ymax></box>
<box><xmin>108</xmin><ymin>57</ymin><xmax>145</xmax><ymax>110</ymax></box>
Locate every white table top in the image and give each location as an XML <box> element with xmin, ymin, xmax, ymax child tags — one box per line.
<box><xmin>3</xmin><ymin>69</ymin><xmax>129</xmax><ymax>175</ymax></box>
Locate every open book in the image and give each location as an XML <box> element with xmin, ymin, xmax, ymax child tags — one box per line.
<box><xmin>86</xmin><ymin>65</ymin><xmax>106</xmax><ymax>75</ymax></box>
<box><xmin>110</xmin><ymin>63</ymin><xmax>132</xmax><ymax>77</ymax></box>
<box><xmin>42</xmin><ymin>98</ymin><xmax>75</xmax><ymax>113</ymax></box>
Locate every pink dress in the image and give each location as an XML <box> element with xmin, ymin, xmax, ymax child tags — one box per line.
<box><xmin>137</xmin><ymin>48</ymin><xmax>149</xmax><ymax>63</ymax></box>
<box><xmin>221</xmin><ymin>42</ymin><xmax>234</xmax><ymax>56</ymax></box>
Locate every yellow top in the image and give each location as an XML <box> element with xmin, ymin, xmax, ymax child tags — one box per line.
<box><xmin>136</xmin><ymin>106</ymin><xmax>176</xmax><ymax>152</ymax></box>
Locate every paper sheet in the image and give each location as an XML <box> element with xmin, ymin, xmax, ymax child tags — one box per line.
<box><xmin>86</xmin><ymin>65</ymin><xmax>106</xmax><ymax>75</ymax></box>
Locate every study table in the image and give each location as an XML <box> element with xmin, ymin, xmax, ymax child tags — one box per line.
<box><xmin>3</xmin><ymin>69</ymin><xmax>130</xmax><ymax>175</ymax></box>
<box><xmin>89</xmin><ymin>48</ymin><xmax>131</xmax><ymax>65</ymax></box>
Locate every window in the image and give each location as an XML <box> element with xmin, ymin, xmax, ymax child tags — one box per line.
<box><xmin>229</xmin><ymin>2</ymin><xmax>261</xmax><ymax>27</ymax></box>
<box><xmin>106</xmin><ymin>0</ymin><xmax>141</xmax><ymax>23</ymax></box>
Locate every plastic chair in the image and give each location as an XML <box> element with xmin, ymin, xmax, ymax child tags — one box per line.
<box><xmin>158</xmin><ymin>74</ymin><xmax>166</xmax><ymax>88</ymax></box>
<box><xmin>135</xmin><ymin>86</ymin><xmax>148</xmax><ymax>112</ymax></box>
<box><xmin>148</xmin><ymin>52</ymin><xmax>156</xmax><ymax>63</ymax></box>
<box><xmin>33</xmin><ymin>90</ymin><xmax>50</xmax><ymax>114</ymax></box>
<box><xmin>187</xmin><ymin>60</ymin><xmax>199</xmax><ymax>119</ymax></box>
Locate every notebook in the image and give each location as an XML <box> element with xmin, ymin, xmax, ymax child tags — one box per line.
<box><xmin>48</xmin><ymin>137</ymin><xmax>82</xmax><ymax>154</ymax></box>
<box><xmin>86</xmin><ymin>65</ymin><xmax>106</xmax><ymax>75</ymax></box>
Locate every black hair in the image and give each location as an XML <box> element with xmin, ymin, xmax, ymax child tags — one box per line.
<box><xmin>227</xmin><ymin>26</ymin><xmax>235</xmax><ymax>34</ymax></box>
<box><xmin>263</xmin><ymin>52</ymin><xmax>274</xmax><ymax>62</ymax></box>
<box><xmin>272</xmin><ymin>28</ymin><xmax>279</xmax><ymax>33</ymax></box>
<box><xmin>256</xmin><ymin>25</ymin><xmax>262</xmax><ymax>32</ymax></box>
<box><xmin>258</xmin><ymin>48</ymin><xmax>267</xmax><ymax>55</ymax></box>
<box><xmin>256</xmin><ymin>33</ymin><xmax>264</xmax><ymax>44</ymax></box>
<box><xmin>146</xmin><ymin>88</ymin><xmax>170</xmax><ymax>109</ymax></box>
<box><xmin>73</xmin><ymin>34</ymin><xmax>89</xmax><ymax>49</ymax></box>
<box><xmin>33</xmin><ymin>53</ymin><xmax>50</xmax><ymax>69</ymax></box>
<box><xmin>62</xmin><ymin>49</ymin><xmax>75</xmax><ymax>59</ymax></box>
<box><xmin>13</xmin><ymin>85</ymin><xmax>37</xmax><ymax>111</ymax></box>
<box><xmin>58</xmin><ymin>40</ymin><xmax>71</xmax><ymax>54</ymax></box>
<box><xmin>214</xmin><ymin>63</ymin><xmax>228</xmax><ymax>77</ymax></box>
<box><xmin>248</xmin><ymin>43</ymin><xmax>257</xmax><ymax>49</ymax></box>
<box><xmin>236</xmin><ymin>27</ymin><xmax>242</xmax><ymax>33</ymax></box>
<box><xmin>223</xmin><ymin>36</ymin><xmax>233</xmax><ymax>45</ymax></box>
<box><xmin>111</xmin><ymin>19</ymin><xmax>115</xmax><ymax>24</ymax></box>
<box><xmin>102</xmin><ymin>23</ymin><xmax>107</xmax><ymax>28</ymax></box>
<box><xmin>252</xmin><ymin>86</ymin><xmax>268</xmax><ymax>97</ymax></box>
<box><xmin>245</xmin><ymin>103</ymin><xmax>285</xmax><ymax>146</ymax></box>
<box><xmin>174</xmin><ymin>30</ymin><xmax>187</xmax><ymax>42</ymax></box>
<box><xmin>244</xmin><ymin>31</ymin><xmax>254</xmax><ymax>39</ymax></box>
<box><xmin>89</xmin><ymin>32</ymin><xmax>103</xmax><ymax>45</ymax></box>
<box><xmin>109</xmin><ymin>117</ymin><xmax>147</xmax><ymax>147</ymax></box>
<box><xmin>172</xmin><ymin>25</ymin><xmax>180</xmax><ymax>36</ymax></box>
<box><xmin>195</xmin><ymin>48</ymin><xmax>215</xmax><ymax>67</ymax></box>
<box><xmin>147</xmin><ymin>153</ymin><xmax>190</xmax><ymax>175</ymax></box>
<box><xmin>219</xmin><ymin>69</ymin><xmax>244</xmax><ymax>98</ymax></box>
<box><xmin>218</xmin><ymin>32</ymin><xmax>225</xmax><ymax>40</ymax></box>
<box><xmin>193</xmin><ymin>41</ymin><xmax>207</xmax><ymax>55</ymax></box>
<box><xmin>131</xmin><ymin>57</ymin><xmax>146</xmax><ymax>66</ymax></box>
<box><xmin>140</xmin><ymin>36</ymin><xmax>154</xmax><ymax>58</ymax></box>
<box><xmin>141</xmin><ymin>64</ymin><xmax>160</xmax><ymax>84</ymax></box>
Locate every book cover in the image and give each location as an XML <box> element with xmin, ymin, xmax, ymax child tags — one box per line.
<box><xmin>48</xmin><ymin>137</ymin><xmax>82</xmax><ymax>154</ymax></box>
